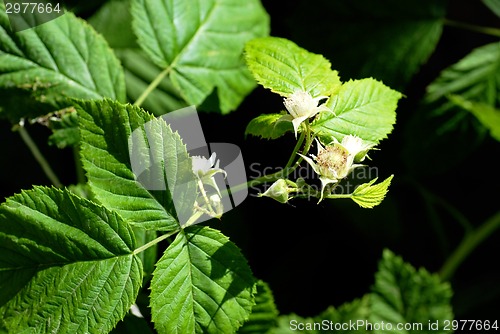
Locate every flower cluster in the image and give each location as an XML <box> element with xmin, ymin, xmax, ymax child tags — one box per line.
<box><xmin>191</xmin><ymin>152</ymin><xmax>226</xmax><ymax>219</ymax></box>
<box><xmin>299</xmin><ymin>135</ymin><xmax>375</xmax><ymax>201</ymax></box>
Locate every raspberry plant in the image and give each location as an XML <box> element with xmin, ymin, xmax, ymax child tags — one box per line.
<box><xmin>2</xmin><ymin>0</ymin><xmax>499</xmax><ymax>333</ymax></box>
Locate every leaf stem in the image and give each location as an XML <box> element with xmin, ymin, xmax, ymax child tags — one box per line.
<box><xmin>133</xmin><ymin>229</ymin><xmax>180</xmax><ymax>255</ymax></box>
<box><xmin>16</xmin><ymin>120</ymin><xmax>62</xmax><ymax>188</ymax></box>
<box><xmin>443</xmin><ymin>19</ymin><xmax>500</xmax><ymax>37</ymax></box>
<box><xmin>439</xmin><ymin>210</ymin><xmax>500</xmax><ymax>281</ymax></box>
<box><xmin>134</xmin><ymin>67</ymin><xmax>171</xmax><ymax>107</ymax></box>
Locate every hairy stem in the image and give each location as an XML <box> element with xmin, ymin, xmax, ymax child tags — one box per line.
<box><xmin>444</xmin><ymin>19</ymin><xmax>500</xmax><ymax>37</ymax></box>
<box><xmin>17</xmin><ymin>122</ymin><xmax>62</xmax><ymax>187</ymax></box>
<box><xmin>134</xmin><ymin>67</ymin><xmax>171</xmax><ymax>107</ymax></box>
<box><xmin>440</xmin><ymin>210</ymin><xmax>500</xmax><ymax>281</ymax></box>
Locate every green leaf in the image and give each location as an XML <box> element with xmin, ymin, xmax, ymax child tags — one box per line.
<box><xmin>88</xmin><ymin>0</ymin><xmax>188</xmax><ymax>115</ymax></box>
<box><xmin>268</xmin><ymin>314</ymin><xmax>317</xmax><ymax>334</ymax></box>
<box><xmin>118</xmin><ymin>49</ymin><xmax>188</xmax><ymax>114</ymax></box>
<box><xmin>448</xmin><ymin>94</ymin><xmax>500</xmax><ymax>141</ymax></box>
<box><xmin>482</xmin><ymin>0</ymin><xmax>500</xmax><ymax>17</ymax></box>
<box><xmin>238</xmin><ymin>280</ymin><xmax>279</xmax><ymax>334</ymax></box>
<box><xmin>76</xmin><ymin>98</ymin><xmax>197</xmax><ymax>231</ymax></box>
<box><xmin>0</xmin><ymin>4</ymin><xmax>125</xmax><ymax>122</ymax></box>
<box><xmin>402</xmin><ymin>42</ymin><xmax>500</xmax><ymax>176</ymax></box>
<box><xmin>318</xmin><ymin>296</ymin><xmax>370</xmax><ymax>333</ymax></box>
<box><xmin>425</xmin><ymin>42</ymin><xmax>500</xmax><ymax>108</ymax></box>
<box><xmin>150</xmin><ymin>225</ymin><xmax>256</xmax><ymax>334</ymax></box>
<box><xmin>130</xmin><ymin>0</ymin><xmax>269</xmax><ymax>113</ymax></box>
<box><xmin>0</xmin><ymin>186</ymin><xmax>142</xmax><ymax>333</ymax></box>
<box><xmin>288</xmin><ymin>0</ymin><xmax>446</xmax><ymax>89</ymax></box>
<box><xmin>88</xmin><ymin>0</ymin><xmax>138</xmax><ymax>49</ymax></box>
<box><xmin>245</xmin><ymin>113</ymin><xmax>293</xmax><ymax>139</ymax></box>
<box><xmin>311</xmin><ymin>79</ymin><xmax>402</xmax><ymax>144</ymax></box>
<box><xmin>369</xmin><ymin>249</ymin><xmax>453</xmax><ymax>334</ymax></box>
<box><xmin>349</xmin><ymin>175</ymin><xmax>394</xmax><ymax>209</ymax></box>
<box><xmin>44</xmin><ymin>109</ymin><xmax>80</xmax><ymax>148</ymax></box>
<box><xmin>244</xmin><ymin>37</ymin><xmax>341</xmax><ymax>98</ymax></box>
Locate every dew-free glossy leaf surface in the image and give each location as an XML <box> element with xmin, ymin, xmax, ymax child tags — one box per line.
<box><xmin>0</xmin><ymin>187</ymin><xmax>142</xmax><ymax>333</ymax></box>
<box><xmin>151</xmin><ymin>225</ymin><xmax>256</xmax><ymax>334</ymax></box>
<box><xmin>245</xmin><ymin>37</ymin><xmax>341</xmax><ymax>98</ymax></box>
<box><xmin>311</xmin><ymin>79</ymin><xmax>402</xmax><ymax>144</ymax></box>
<box><xmin>131</xmin><ymin>0</ymin><xmax>269</xmax><ymax>113</ymax></box>
<box><xmin>77</xmin><ymin>99</ymin><xmax>197</xmax><ymax>231</ymax></box>
<box><xmin>0</xmin><ymin>4</ymin><xmax>125</xmax><ymax>121</ymax></box>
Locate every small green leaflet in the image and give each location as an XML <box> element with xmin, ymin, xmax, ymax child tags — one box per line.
<box><xmin>349</xmin><ymin>175</ymin><xmax>394</xmax><ymax>209</ymax></box>
<box><xmin>425</xmin><ymin>42</ymin><xmax>500</xmax><ymax>108</ymax></box>
<box><xmin>311</xmin><ymin>78</ymin><xmax>402</xmax><ymax>144</ymax></box>
<box><xmin>0</xmin><ymin>187</ymin><xmax>142</xmax><ymax>333</ymax></box>
<box><xmin>150</xmin><ymin>225</ymin><xmax>256</xmax><ymax>334</ymax></box>
<box><xmin>131</xmin><ymin>0</ymin><xmax>270</xmax><ymax>113</ymax></box>
<box><xmin>76</xmin><ymin>99</ymin><xmax>197</xmax><ymax>231</ymax></box>
<box><xmin>245</xmin><ymin>113</ymin><xmax>293</xmax><ymax>139</ymax></box>
<box><xmin>369</xmin><ymin>249</ymin><xmax>453</xmax><ymax>334</ymax></box>
<box><xmin>244</xmin><ymin>37</ymin><xmax>341</xmax><ymax>98</ymax></box>
<box><xmin>88</xmin><ymin>0</ymin><xmax>188</xmax><ymax>115</ymax></box>
<box><xmin>238</xmin><ymin>280</ymin><xmax>279</xmax><ymax>334</ymax></box>
<box><xmin>267</xmin><ymin>249</ymin><xmax>453</xmax><ymax>334</ymax></box>
<box><xmin>0</xmin><ymin>4</ymin><xmax>125</xmax><ymax>122</ymax></box>
<box><xmin>448</xmin><ymin>94</ymin><xmax>500</xmax><ymax>142</ymax></box>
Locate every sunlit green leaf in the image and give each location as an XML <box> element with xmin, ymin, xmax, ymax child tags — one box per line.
<box><xmin>349</xmin><ymin>175</ymin><xmax>394</xmax><ymax>209</ymax></box>
<box><xmin>76</xmin><ymin>99</ymin><xmax>197</xmax><ymax>231</ymax></box>
<box><xmin>245</xmin><ymin>37</ymin><xmax>341</xmax><ymax>98</ymax></box>
<box><xmin>311</xmin><ymin>79</ymin><xmax>402</xmax><ymax>144</ymax></box>
<box><xmin>131</xmin><ymin>0</ymin><xmax>269</xmax><ymax>113</ymax></box>
<box><xmin>88</xmin><ymin>0</ymin><xmax>187</xmax><ymax>115</ymax></box>
<box><xmin>151</xmin><ymin>225</ymin><xmax>256</xmax><ymax>334</ymax></box>
<box><xmin>0</xmin><ymin>4</ymin><xmax>125</xmax><ymax>122</ymax></box>
<box><xmin>245</xmin><ymin>113</ymin><xmax>293</xmax><ymax>139</ymax></box>
<box><xmin>0</xmin><ymin>187</ymin><xmax>142</xmax><ymax>333</ymax></box>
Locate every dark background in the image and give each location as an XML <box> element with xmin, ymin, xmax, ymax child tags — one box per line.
<box><xmin>1</xmin><ymin>0</ymin><xmax>499</xmax><ymax>321</ymax></box>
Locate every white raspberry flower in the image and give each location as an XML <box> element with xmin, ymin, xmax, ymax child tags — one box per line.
<box><xmin>281</xmin><ymin>90</ymin><xmax>330</xmax><ymax>137</ymax></box>
<box><xmin>298</xmin><ymin>135</ymin><xmax>374</xmax><ymax>201</ymax></box>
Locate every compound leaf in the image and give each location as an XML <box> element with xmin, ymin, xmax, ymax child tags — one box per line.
<box><xmin>311</xmin><ymin>78</ymin><xmax>402</xmax><ymax>144</ymax></box>
<box><xmin>244</xmin><ymin>37</ymin><xmax>341</xmax><ymax>98</ymax></box>
<box><xmin>150</xmin><ymin>225</ymin><xmax>256</xmax><ymax>334</ymax></box>
<box><xmin>131</xmin><ymin>0</ymin><xmax>269</xmax><ymax>113</ymax></box>
<box><xmin>0</xmin><ymin>187</ymin><xmax>142</xmax><ymax>333</ymax></box>
<box><xmin>0</xmin><ymin>4</ymin><xmax>125</xmax><ymax>122</ymax></box>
